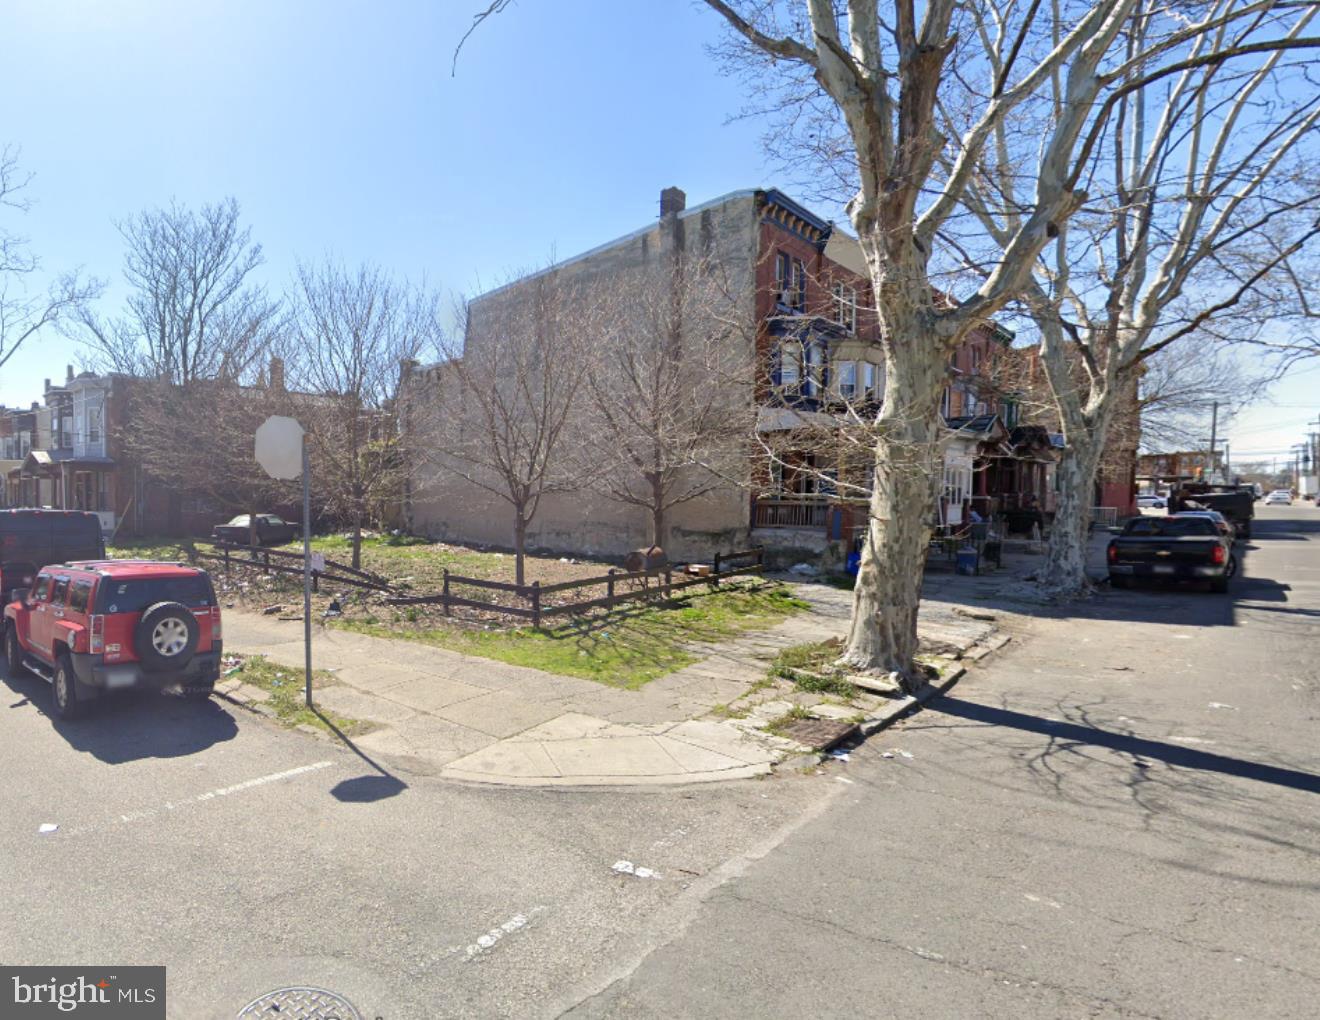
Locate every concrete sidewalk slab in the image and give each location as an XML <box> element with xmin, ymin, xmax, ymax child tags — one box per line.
<box><xmin>223</xmin><ymin>565</ymin><xmax>1013</xmax><ymax>786</ymax></box>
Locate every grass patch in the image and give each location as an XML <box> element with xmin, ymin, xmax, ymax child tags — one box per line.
<box><xmin>223</xmin><ymin>654</ymin><xmax>370</xmax><ymax>736</ymax></box>
<box><xmin>107</xmin><ymin>537</ymin><xmax>198</xmax><ymax>563</ymax></box>
<box><xmin>335</xmin><ymin>581</ymin><xmax>809</xmax><ymax>690</ymax></box>
<box><xmin>763</xmin><ymin>704</ymin><xmax>814</xmax><ymax>736</ymax></box>
<box><xmin>768</xmin><ymin>638</ymin><xmax>859</xmax><ymax>699</ymax></box>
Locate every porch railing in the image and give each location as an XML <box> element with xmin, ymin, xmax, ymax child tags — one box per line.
<box><xmin>752</xmin><ymin>497</ymin><xmax>830</xmax><ymax>529</ymax></box>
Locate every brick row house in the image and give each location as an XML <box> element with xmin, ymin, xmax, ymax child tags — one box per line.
<box><xmin>1</xmin><ymin>361</ymin><xmax>309</xmax><ymax>537</ymax></box>
<box><xmin>404</xmin><ymin>186</ymin><xmax>1089</xmax><ymax>566</ymax></box>
<box><xmin>1</xmin><ymin>368</ymin><xmax>122</xmax><ymax>530</ymax></box>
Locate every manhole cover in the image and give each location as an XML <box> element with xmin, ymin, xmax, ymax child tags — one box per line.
<box><xmin>780</xmin><ymin>717</ymin><xmax>857</xmax><ymax>751</ymax></box>
<box><xmin>238</xmin><ymin>986</ymin><xmax>362</xmax><ymax>1019</ymax></box>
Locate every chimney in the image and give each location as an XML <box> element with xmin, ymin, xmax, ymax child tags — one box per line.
<box><xmin>43</xmin><ymin>378</ymin><xmax>50</xmax><ymax>394</ymax></box>
<box><xmin>269</xmin><ymin>356</ymin><xmax>285</xmax><ymax>393</ymax></box>
<box><xmin>66</xmin><ymin>364</ymin><xmax>74</xmax><ymax>383</ymax></box>
<box><xmin>659</xmin><ymin>187</ymin><xmax>686</xmax><ymax>218</ymax></box>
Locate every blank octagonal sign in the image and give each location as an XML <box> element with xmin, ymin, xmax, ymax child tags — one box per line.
<box><xmin>255</xmin><ymin>415</ymin><xmax>305</xmax><ymax>480</ymax></box>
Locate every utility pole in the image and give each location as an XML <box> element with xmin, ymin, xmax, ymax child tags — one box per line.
<box><xmin>1208</xmin><ymin>401</ymin><xmax>1219</xmax><ymax>480</ymax></box>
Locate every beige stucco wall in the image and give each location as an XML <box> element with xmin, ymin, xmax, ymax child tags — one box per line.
<box><xmin>404</xmin><ymin>191</ymin><xmax>760</xmax><ymax>563</ymax></box>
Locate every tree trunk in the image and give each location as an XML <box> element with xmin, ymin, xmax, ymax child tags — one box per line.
<box><xmin>1038</xmin><ymin>425</ymin><xmax>1107</xmax><ymax>594</ymax></box>
<box><xmin>836</xmin><ymin>335</ymin><xmax>946</xmax><ymax>688</ymax></box>
<box><xmin>513</xmin><ymin>514</ymin><xmax>527</xmax><ymax>588</ymax></box>
<box><xmin>351</xmin><ymin>510</ymin><xmax>363</xmax><ymax>571</ymax></box>
<box><xmin>648</xmin><ymin>472</ymin><xmax>665</xmax><ymax>549</ymax></box>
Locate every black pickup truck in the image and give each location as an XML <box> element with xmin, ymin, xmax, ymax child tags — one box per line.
<box><xmin>1108</xmin><ymin>514</ymin><xmax>1237</xmax><ymax>592</ymax></box>
<box><xmin>1167</xmin><ymin>483</ymin><xmax>1254</xmax><ymax>539</ymax></box>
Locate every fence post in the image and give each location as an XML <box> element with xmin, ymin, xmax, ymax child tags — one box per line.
<box><xmin>223</xmin><ymin>546</ymin><xmax>230</xmax><ymax>575</ymax></box>
<box><xmin>312</xmin><ymin>570</ymin><xmax>319</xmax><ymax>594</ymax></box>
<box><xmin>664</xmin><ymin>566</ymin><xmax>673</xmax><ymax>599</ymax></box>
<box><xmin>757</xmin><ymin>545</ymin><xmax>765</xmax><ymax>574</ymax></box>
<box><xmin>530</xmin><ymin>580</ymin><xmax>542</xmax><ymax>628</ymax></box>
<box><xmin>712</xmin><ymin>551</ymin><xmax>721</xmax><ymax>587</ymax></box>
<box><xmin>442</xmin><ymin>568</ymin><xmax>451</xmax><ymax>617</ymax></box>
<box><xmin>607</xmin><ymin>568</ymin><xmax>616</xmax><ymax>610</ymax></box>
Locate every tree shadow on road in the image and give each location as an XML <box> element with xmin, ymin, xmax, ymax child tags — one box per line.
<box><xmin>931</xmin><ymin>696</ymin><xmax>1320</xmax><ymax>795</ymax></box>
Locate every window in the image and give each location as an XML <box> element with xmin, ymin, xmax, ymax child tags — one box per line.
<box><xmin>69</xmin><ymin>580</ymin><xmax>92</xmax><ymax>614</ymax></box>
<box><xmin>95</xmin><ymin>576</ymin><xmax>215</xmax><ymax>614</ymax></box>
<box><xmin>87</xmin><ymin>405</ymin><xmax>103</xmax><ymax>444</ymax></box>
<box><xmin>837</xmin><ymin>360</ymin><xmax>857</xmax><ymax>399</ymax></box>
<box><xmin>768</xmin><ymin>459</ymin><xmax>784</xmax><ymax>493</ymax></box>
<box><xmin>775</xmin><ymin>252</ymin><xmax>806</xmax><ymax>310</ymax></box>
<box><xmin>52</xmin><ymin>577</ymin><xmax>70</xmax><ymax>607</ymax></box>
<box><xmin>862</xmin><ymin>362</ymin><xmax>877</xmax><ymax>397</ymax></box>
<box><xmin>33</xmin><ymin>574</ymin><xmax>52</xmax><ymax>601</ymax></box>
<box><xmin>970</xmin><ymin>346</ymin><xmax>982</xmax><ymax>374</ymax></box>
<box><xmin>940</xmin><ymin>387</ymin><xmax>951</xmax><ymax>418</ymax></box>
<box><xmin>804</xmin><ymin>342</ymin><xmax>823</xmax><ymax>396</ymax></box>
<box><xmin>777</xmin><ymin>341</ymin><xmax>802</xmax><ymax>388</ymax></box>
<box><xmin>831</xmin><ymin>282</ymin><xmax>857</xmax><ymax>333</ymax></box>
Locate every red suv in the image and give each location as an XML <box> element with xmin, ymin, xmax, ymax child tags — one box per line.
<box><xmin>3</xmin><ymin>560</ymin><xmax>223</xmax><ymax>719</ymax></box>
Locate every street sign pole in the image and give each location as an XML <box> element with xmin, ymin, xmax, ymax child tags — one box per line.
<box><xmin>302</xmin><ymin>436</ymin><xmax>313</xmax><ymax>710</ymax></box>
<box><xmin>254</xmin><ymin>415</ymin><xmax>313</xmax><ymax>711</ymax></box>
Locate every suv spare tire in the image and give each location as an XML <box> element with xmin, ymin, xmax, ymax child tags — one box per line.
<box><xmin>135</xmin><ymin>601</ymin><xmax>200</xmax><ymax>673</ymax></box>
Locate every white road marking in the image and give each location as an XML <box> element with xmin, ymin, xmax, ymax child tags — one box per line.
<box><xmin>54</xmin><ymin>761</ymin><xmax>335</xmax><ymax>838</ymax></box>
<box><xmin>460</xmin><ymin>907</ymin><xmax>547</xmax><ymax>959</ymax></box>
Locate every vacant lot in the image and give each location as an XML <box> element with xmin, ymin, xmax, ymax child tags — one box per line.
<box><xmin>109</xmin><ymin>534</ymin><xmax>800</xmax><ymax>687</ymax></box>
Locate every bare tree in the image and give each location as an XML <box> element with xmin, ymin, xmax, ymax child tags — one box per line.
<box><xmin>1139</xmin><ymin>346</ymin><xmax>1273</xmax><ymax>454</ymax></box>
<box><xmin>288</xmin><ymin>261</ymin><xmax>440</xmax><ymax>568</ymax></box>
<box><xmin>72</xmin><ymin>197</ymin><xmax>279</xmax><ymax>384</ymax></box>
<box><xmin>696</xmin><ymin>0</ymin><xmax>1318</xmax><ymax>682</ymax></box>
<box><xmin>954</xmin><ymin>1</ymin><xmax>1320</xmax><ymax>591</ymax></box>
<box><xmin>457</xmin><ymin>1</ymin><xmax>1317</xmax><ymax>682</ymax></box>
<box><xmin>578</xmin><ymin>254</ymin><xmax>756</xmax><ymax>548</ymax></box>
<box><xmin>66</xmin><ymin>198</ymin><xmax>286</xmax><ymax>523</ymax></box>
<box><xmin>0</xmin><ymin>145</ymin><xmax>100</xmax><ymax>372</ymax></box>
<box><xmin>423</xmin><ymin>272</ymin><xmax>587</xmax><ymax>587</ymax></box>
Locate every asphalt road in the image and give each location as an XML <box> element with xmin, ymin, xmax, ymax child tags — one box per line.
<box><xmin>569</xmin><ymin>503</ymin><xmax>1320</xmax><ymax>1019</ymax></box>
<box><xmin>2</xmin><ymin>504</ymin><xmax>1317</xmax><ymax>1019</ymax></box>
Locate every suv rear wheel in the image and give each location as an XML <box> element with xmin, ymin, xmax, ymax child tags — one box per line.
<box><xmin>5</xmin><ymin>625</ymin><xmax>26</xmax><ymax>676</ymax></box>
<box><xmin>135</xmin><ymin>602</ymin><xmax>200</xmax><ymax>673</ymax></box>
<box><xmin>51</xmin><ymin>655</ymin><xmax>81</xmax><ymax>720</ymax></box>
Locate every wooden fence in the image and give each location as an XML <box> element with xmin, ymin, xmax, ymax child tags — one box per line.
<box><xmin>194</xmin><ymin>540</ymin><xmax>766</xmax><ymax>628</ymax></box>
<box><xmin>385</xmin><ymin>546</ymin><xmax>766</xmax><ymax>627</ymax></box>
<box><xmin>196</xmin><ymin>541</ymin><xmax>394</xmax><ymax>594</ymax></box>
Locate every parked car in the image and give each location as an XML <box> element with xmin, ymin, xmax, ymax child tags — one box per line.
<box><xmin>1136</xmin><ymin>494</ymin><xmax>1167</xmax><ymax>509</ymax></box>
<box><xmin>3</xmin><ymin>560</ymin><xmax>222</xmax><ymax>719</ymax></box>
<box><xmin>1174</xmin><ymin>509</ymin><xmax>1236</xmax><ymax>540</ymax></box>
<box><xmin>212</xmin><ymin>513</ymin><xmax>298</xmax><ymax>546</ymax></box>
<box><xmin>1107</xmin><ymin>513</ymin><xmax>1236</xmax><ymax>593</ymax></box>
<box><xmin>0</xmin><ymin>509</ymin><xmax>105</xmax><ymax>603</ymax></box>
<box><xmin>1167</xmin><ymin>482</ymin><xmax>1254</xmax><ymax>539</ymax></box>
<box><xmin>1264</xmin><ymin>489</ymin><xmax>1293</xmax><ymax>506</ymax></box>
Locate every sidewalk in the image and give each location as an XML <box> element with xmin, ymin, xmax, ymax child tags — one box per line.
<box><xmin>220</xmin><ymin>576</ymin><xmax>1002</xmax><ymax>787</ymax></box>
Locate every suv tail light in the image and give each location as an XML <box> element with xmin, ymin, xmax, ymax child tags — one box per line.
<box><xmin>211</xmin><ymin>605</ymin><xmax>222</xmax><ymax>640</ymax></box>
<box><xmin>1107</xmin><ymin>544</ymin><xmax>1117</xmax><ymax>563</ymax></box>
<box><xmin>1211</xmin><ymin>545</ymin><xmax>1226</xmax><ymax>565</ymax></box>
<box><xmin>90</xmin><ymin>614</ymin><xmax>105</xmax><ymax>653</ymax></box>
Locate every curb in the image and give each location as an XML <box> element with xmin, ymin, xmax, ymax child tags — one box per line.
<box><xmin>848</xmin><ymin>632</ymin><xmax>1012</xmax><ymax>742</ymax></box>
<box><xmin>857</xmin><ymin>664</ymin><xmax>966</xmax><ymax>738</ymax></box>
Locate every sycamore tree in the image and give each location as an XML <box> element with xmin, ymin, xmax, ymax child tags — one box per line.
<box><xmin>462</xmin><ymin>0</ymin><xmax>1316</xmax><ymax>684</ymax></box>
<box><xmin>953</xmin><ymin>0</ymin><xmax>1320</xmax><ymax>591</ymax></box>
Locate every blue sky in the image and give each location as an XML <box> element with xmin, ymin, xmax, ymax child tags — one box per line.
<box><xmin>1</xmin><ymin>0</ymin><xmax>1315</xmax><ymax>464</ymax></box>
